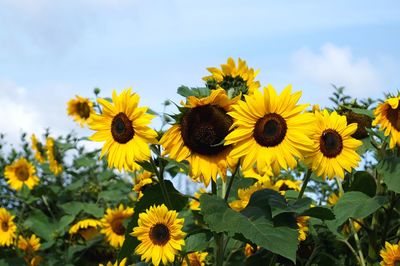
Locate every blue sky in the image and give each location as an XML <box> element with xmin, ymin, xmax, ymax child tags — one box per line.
<box><xmin>1</xmin><ymin>0</ymin><xmax>400</xmax><ymax>146</ymax></box>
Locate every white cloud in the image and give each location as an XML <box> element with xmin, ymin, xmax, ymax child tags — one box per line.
<box><xmin>291</xmin><ymin>43</ymin><xmax>382</xmax><ymax>98</ymax></box>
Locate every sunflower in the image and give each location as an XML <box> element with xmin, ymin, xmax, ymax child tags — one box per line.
<box><xmin>131</xmin><ymin>204</ymin><xmax>186</xmax><ymax>266</ymax></box>
<box><xmin>297</xmin><ymin>216</ymin><xmax>310</xmax><ymax>242</ymax></box>
<box><xmin>304</xmin><ymin>110</ymin><xmax>362</xmax><ymax>180</ymax></box>
<box><xmin>0</xmin><ymin>208</ymin><xmax>17</xmax><ymax>247</ymax></box>
<box><xmin>242</xmin><ymin>166</ymin><xmax>272</xmax><ymax>183</ymax></box>
<box><xmin>203</xmin><ymin>57</ymin><xmax>260</xmax><ymax>97</ymax></box>
<box><xmin>69</xmin><ymin>219</ymin><xmax>102</xmax><ymax>241</ymax></box>
<box><xmin>189</xmin><ymin>188</ymin><xmax>206</xmax><ymax>211</ymax></box>
<box><xmin>46</xmin><ymin>137</ymin><xmax>63</xmax><ymax>175</ymax></box>
<box><xmin>373</xmin><ymin>96</ymin><xmax>400</xmax><ymax>149</ymax></box>
<box><xmin>380</xmin><ymin>241</ymin><xmax>400</xmax><ymax>266</ymax></box>
<box><xmin>229</xmin><ymin>181</ymin><xmax>278</xmax><ymax>211</ymax></box>
<box><xmin>89</xmin><ymin>88</ymin><xmax>157</xmax><ymax>172</ymax></box>
<box><xmin>182</xmin><ymin>252</ymin><xmax>208</xmax><ymax>266</ymax></box>
<box><xmin>133</xmin><ymin>170</ymin><xmax>155</xmax><ymax>200</ymax></box>
<box><xmin>18</xmin><ymin>234</ymin><xmax>41</xmax><ymax>253</ymax></box>
<box><xmin>4</xmin><ymin>158</ymin><xmax>39</xmax><ymax>191</ymax></box>
<box><xmin>275</xmin><ymin>179</ymin><xmax>301</xmax><ymax>195</ymax></box>
<box><xmin>99</xmin><ymin>258</ymin><xmax>127</xmax><ymax>266</ymax></box>
<box><xmin>327</xmin><ymin>192</ymin><xmax>341</xmax><ymax>206</ymax></box>
<box><xmin>67</xmin><ymin>95</ymin><xmax>95</xmax><ymax>127</ymax></box>
<box><xmin>225</xmin><ymin>85</ymin><xmax>315</xmax><ymax>175</ymax></box>
<box><xmin>31</xmin><ymin>134</ymin><xmax>46</xmax><ymax>163</ymax></box>
<box><xmin>101</xmin><ymin>204</ymin><xmax>134</xmax><ymax>248</ymax></box>
<box><xmin>244</xmin><ymin>243</ymin><xmax>260</xmax><ymax>257</ymax></box>
<box><xmin>160</xmin><ymin>89</ymin><xmax>237</xmax><ymax>186</ymax></box>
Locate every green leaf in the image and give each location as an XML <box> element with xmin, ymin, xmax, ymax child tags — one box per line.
<box><xmin>183</xmin><ymin>232</ymin><xmax>212</xmax><ymax>253</ymax></box>
<box><xmin>118</xmin><ymin>181</ymin><xmax>188</xmax><ymax>261</ymax></box>
<box><xmin>83</xmin><ymin>203</ymin><xmax>104</xmax><ymax>218</ymax></box>
<box><xmin>346</xmin><ymin>171</ymin><xmax>376</xmax><ymax>197</ymax></box>
<box><xmin>57</xmin><ymin>215</ymin><xmax>75</xmax><ymax>234</ymax></box>
<box><xmin>349</xmin><ymin>107</ymin><xmax>374</xmax><ymax>118</ymax></box>
<box><xmin>330</xmin><ymin>191</ymin><xmax>387</xmax><ymax>228</ymax></box>
<box><xmin>300</xmin><ymin>207</ymin><xmax>335</xmax><ymax>220</ymax></box>
<box><xmin>200</xmin><ymin>193</ymin><xmax>298</xmax><ymax>263</ymax></box>
<box><xmin>74</xmin><ymin>156</ymin><xmax>96</xmax><ymax>168</ymax></box>
<box><xmin>23</xmin><ymin>209</ymin><xmax>57</xmax><ymax>242</ymax></box>
<box><xmin>60</xmin><ymin>201</ymin><xmax>84</xmax><ymax>216</ymax></box>
<box><xmin>377</xmin><ymin>156</ymin><xmax>400</xmax><ymax>193</ymax></box>
<box><xmin>177</xmin><ymin>86</ymin><xmax>195</xmax><ymax>97</ymax></box>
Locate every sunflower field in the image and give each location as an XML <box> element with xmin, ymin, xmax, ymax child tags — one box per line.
<box><xmin>1</xmin><ymin>58</ymin><xmax>400</xmax><ymax>266</ymax></box>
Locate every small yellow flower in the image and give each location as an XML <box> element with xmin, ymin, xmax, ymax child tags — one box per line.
<box><xmin>297</xmin><ymin>216</ymin><xmax>310</xmax><ymax>242</ymax></box>
<box><xmin>373</xmin><ymin>96</ymin><xmax>400</xmax><ymax>149</ymax></box>
<box><xmin>99</xmin><ymin>258</ymin><xmax>127</xmax><ymax>266</ymax></box>
<box><xmin>0</xmin><ymin>208</ymin><xmax>17</xmax><ymax>247</ymax></box>
<box><xmin>101</xmin><ymin>205</ymin><xmax>133</xmax><ymax>248</ymax></box>
<box><xmin>4</xmin><ymin>158</ymin><xmax>39</xmax><ymax>191</ymax></box>
<box><xmin>274</xmin><ymin>179</ymin><xmax>301</xmax><ymax>195</ymax></box>
<box><xmin>18</xmin><ymin>234</ymin><xmax>41</xmax><ymax>253</ymax></box>
<box><xmin>31</xmin><ymin>134</ymin><xmax>46</xmax><ymax>163</ymax></box>
<box><xmin>69</xmin><ymin>219</ymin><xmax>102</xmax><ymax>241</ymax></box>
<box><xmin>229</xmin><ymin>181</ymin><xmax>278</xmax><ymax>211</ymax></box>
<box><xmin>46</xmin><ymin>137</ymin><xmax>63</xmax><ymax>176</ymax></box>
<box><xmin>182</xmin><ymin>252</ymin><xmax>208</xmax><ymax>266</ymax></box>
<box><xmin>131</xmin><ymin>204</ymin><xmax>186</xmax><ymax>266</ymax></box>
<box><xmin>242</xmin><ymin>166</ymin><xmax>272</xmax><ymax>183</ymax></box>
<box><xmin>244</xmin><ymin>243</ymin><xmax>260</xmax><ymax>257</ymax></box>
<box><xmin>67</xmin><ymin>95</ymin><xmax>95</xmax><ymax>127</ymax></box>
<box><xmin>189</xmin><ymin>188</ymin><xmax>207</xmax><ymax>211</ymax></box>
<box><xmin>380</xmin><ymin>241</ymin><xmax>400</xmax><ymax>266</ymax></box>
<box><xmin>133</xmin><ymin>171</ymin><xmax>155</xmax><ymax>200</ymax></box>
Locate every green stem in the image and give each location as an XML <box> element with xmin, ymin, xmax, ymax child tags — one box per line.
<box><xmin>211</xmin><ymin>180</ymin><xmax>224</xmax><ymax>266</ymax></box>
<box><xmin>298</xmin><ymin>169</ymin><xmax>312</xmax><ymax>199</ymax></box>
<box><xmin>340</xmin><ymin>239</ymin><xmax>362</xmax><ymax>266</ymax></box>
<box><xmin>151</xmin><ymin>157</ymin><xmax>172</xmax><ymax>209</ymax></box>
<box><xmin>224</xmin><ymin>164</ymin><xmax>240</xmax><ymax>201</ymax></box>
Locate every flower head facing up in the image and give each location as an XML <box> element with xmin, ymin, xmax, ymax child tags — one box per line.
<box><xmin>89</xmin><ymin>89</ymin><xmax>157</xmax><ymax>171</ymax></box>
<box><xmin>182</xmin><ymin>252</ymin><xmax>208</xmax><ymax>266</ymax></box>
<box><xmin>160</xmin><ymin>89</ymin><xmax>237</xmax><ymax>186</ymax></box>
<box><xmin>69</xmin><ymin>219</ymin><xmax>102</xmax><ymax>241</ymax></box>
<box><xmin>380</xmin><ymin>241</ymin><xmax>400</xmax><ymax>266</ymax></box>
<box><xmin>46</xmin><ymin>137</ymin><xmax>63</xmax><ymax>176</ymax></box>
<box><xmin>203</xmin><ymin>57</ymin><xmax>260</xmax><ymax>97</ymax></box>
<box><xmin>31</xmin><ymin>134</ymin><xmax>46</xmax><ymax>163</ymax></box>
<box><xmin>131</xmin><ymin>204</ymin><xmax>185</xmax><ymax>266</ymax></box>
<box><xmin>67</xmin><ymin>95</ymin><xmax>95</xmax><ymax>127</ymax></box>
<box><xmin>101</xmin><ymin>204</ymin><xmax>134</xmax><ymax>248</ymax></box>
<box><xmin>373</xmin><ymin>96</ymin><xmax>400</xmax><ymax>149</ymax></box>
<box><xmin>225</xmin><ymin>85</ymin><xmax>315</xmax><ymax>175</ymax></box>
<box><xmin>4</xmin><ymin>158</ymin><xmax>39</xmax><ymax>191</ymax></box>
<box><xmin>0</xmin><ymin>208</ymin><xmax>17</xmax><ymax>247</ymax></box>
<box><xmin>305</xmin><ymin>110</ymin><xmax>362</xmax><ymax>180</ymax></box>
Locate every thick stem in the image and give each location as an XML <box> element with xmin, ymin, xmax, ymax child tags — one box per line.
<box><xmin>298</xmin><ymin>169</ymin><xmax>312</xmax><ymax>200</ymax></box>
<box><xmin>224</xmin><ymin>164</ymin><xmax>240</xmax><ymax>201</ymax></box>
<box><xmin>211</xmin><ymin>179</ymin><xmax>224</xmax><ymax>266</ymax></box>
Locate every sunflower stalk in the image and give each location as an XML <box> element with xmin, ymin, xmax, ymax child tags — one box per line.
<box><xmin>298</xmin><ymin>168</ymin><xmax>312</xmax><ymax>199</ymax></box>
<box><xmin>150</xmin><ymin>157</ymin><xmax>172</xmax><ymax>209</ymax></box>
<box><xmin>212</xmin><ymin>180</ymin><xmax>225</xmax><ymax>266</ymax></box>
<box><xmin>224</xmin><ymin>164</ymin><xmax>240</xmax><ymax>201</ymax></box>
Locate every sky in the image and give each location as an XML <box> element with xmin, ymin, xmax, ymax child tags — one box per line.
<box><xmin>1</xmin><ymin>0</ymin><xmax>400</xmax><ymax>147</ymax></box>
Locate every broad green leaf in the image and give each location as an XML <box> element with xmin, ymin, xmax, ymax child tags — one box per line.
<box><xmin>23</xmin><ymin>209</ymin><xmax>57</xmax><ymax>242</ymax></box>
<box><xmin>60</xmin><ymin>201</ymin><xmax>84</xmax><ymax>216</ymax></box>
<box><xmin>349</xmin><ymin>107</ymin><xmax>374</xmax><ymax>118</ymax></box>
<box><xmin>345</xmin><ymin>171</ymin><xmax>376</xmax><ymax>197</ymax></box>
<box><xmin>83</xmin><ymin>203</ymin><xmax>104</xmax><ymax>218</ymax></box>
<box><xmin>183</xmin><ymin>232</ymin><xmax>212</xmax><ymax>253</ymax></box>
<box><xmin>118</xmin><ymin>181</ymin><xmax>188</xmax><ymax>261</ymax></box>
<box><xmin>330</xmin><ymin>191</ymin><xmax>387</xmax><ymax>228</ymax></box>
<box><xmin>74</xmin><ymin>156</ymin><xmax>96</xmax><ymax>168</ymax></box>
<box><xmin>57</xmin><ymin>215</ymin><xmax>75</xmax><ymax>234</ymax></box>
<box><xmin>200</xmin><ymin>193</ymin><xmax>298</xmax><ymax>262</ymax></box>
<box><xmin>377</xmin><ymin>156</ymin><xmax>400</xmax><ymax>193</ymax></box>
<box><xmin>300</xmin><ymin>207</ymin><xmax>335</xmax><ymax>220</ymax></box>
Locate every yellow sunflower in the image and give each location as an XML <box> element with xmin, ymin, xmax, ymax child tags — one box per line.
<box><xmin>67</xmin><ymin>95</ymin><xmax>95</xmax><ymax>127</ymax></box>
<box><xmin>4</xmin><ymin>158</ymin><xmax>39</xmax><ymax>191</ymax></box>
<box><xmin>327</xmin><ymin>192</ymin><xmax>341</xmax><ymax>206</ymax></box>
<box><xmin>69</xmin><ymin>219</ymin><xmax>102</xmax><ymax>241</ymax></box>
<box><xmin>297</xmin><ymin>216</ymin><xmax>310</xmax><ymax>242</ymax></box>
<box><xmin>229</xmin><ymin>181</ymin><xmax>278</xmax><ymax>211</ymax></box>
<box><xmin>160</xmin><ymin>89</ymin><xmax>238</xmax><ymax>186</ymax></box>
<box><xmin>373</xmin><ymin>96</ymin><xmax>400</xmax><ymax>149</ymax></box>
<box><xmin>89</xmin><ymin>88</ymin><xmax>157</xmax><ymax>172</ymax></box>
<box><xmin>18</xmin><ymin>234</ymin><xmax>41</xmax><ymax>253</ymax></box>
<box><xmin>225</xmin><ymin>85</ymin><xmax>315</xmax><ymax>175</ymax></box>
<box><xmin>0</xmin><ymin>208</ymin><xmax>17</xmax><ymax>247</ymax></box>
<box><xmin>304</xmin><ymin>110</ymin><xmax>362</xmax><ymax>180</ymax></box>
<box><xmin>182</xmin><ymin>252</ymin><xmax>208</xmax><ymax>266</ymax></box>
<box><xmin>101</xmin><ymin>204</ymin><xmax>134</xmax><ymax>248</ymax></box>
<box><xmin>242</xmin><ymin>166</ymin><xmax>272</xmax><ymax>183</ymax></box>
<box><xmin>189</xmin><ymin>188</ymin><xmax>207</xmax><ymax>211</ymax></box>
<box><xmin>131</xmin><ymin>204</ymin><xmax>186</xmax><ymax>266</ymax></box>
<box><xmin>31</xmin><ymin>134</ymin><xmax>46</xmax><ymax>163</ymax></box>
<box><xmin>203</xmin><ymin>57</ymin><xmax>260</xmax><ymax>96</ymax></box>
<box><xmin>46</xmin><ymin>137</ymin><xmax>63</xmax><ymax>176</ymax></box>
<box><xmin>380</xmin><ymin>241</ymin><xmax>400</xmax><ymax>266</ymax></box>
<box><xmin>133</xmin><ymin>170</ymin><xmax>155</xmax><ymax>200</ymax></box>
<box><xmin>275</xmin><ymin>179</ymin><xmax>301</xmax><ymax>195</ymax></box>
<box><xmin>99</xmin><ymin>258</ymin><xmax>127</xmax><ymax>266</ymax></box>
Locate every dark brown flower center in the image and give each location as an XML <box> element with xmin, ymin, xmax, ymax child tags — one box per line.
<box><xmin>341</xmin><ymin>110</ymin><xmax>372</xmax><ymax>139</ymax></box>
<box><xmin>188</xmin><ymin>257</ymin><xmax>202</xmax><ymax>266</ymax></box>
<box><xmin>149</xmin><ymin>223</ymin><xmax>170</xmax><ymax>246</ymax></box>
<box><xmin>254</xmin><ymin>113</ymin><xmax>287</xmax><ymax>147</ymax></box>
<box><xmin>111</xmin><ymin>218</ymin><xmax>126</xmax><ymax>236</ymax></box>
<box><xmin>181</xmin><ymin>105</ymin><xmax>232</xmax><ymax>155</ymax></box>
<box><xmin>15</xmin><ymin>166</ymin><xmax>29</xmax><ymax>181</ymax></box>
<box><xmin>1</xmin><ymin>221</ymin><xmax>9</xmax><ymax>231</ymax></box>
<box><xmin>386</xmin><ymin>103</ymin><xmax>400</xmax><ymax>131</ymax></box>
<box><xmin>394</xmin><ymin>260</ymin><xmax>400</xmax><ymax>266</ymax></box>
<box><xmin>278</xmin><ymin>183</ymin><xmax>290</xmax><ymax>192</ymax></box>
<box><xmin>320</xmin><ymin>129</ymin><xmax>343</xmax><ymax>158</ymax></box>
<box><xmin>111</xmin><ymin>112</ymin><xmax>134</xmax><ymax>144</ymax></box>
<box><xmin>36</xmin><ymin>142</ymin><xmax>46</xmax><ymax>157</ymax></box>
<box><xmin>76</xmin><ymin>102</ymin><xmax>91</xmax><ymax>119</ymax></box>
